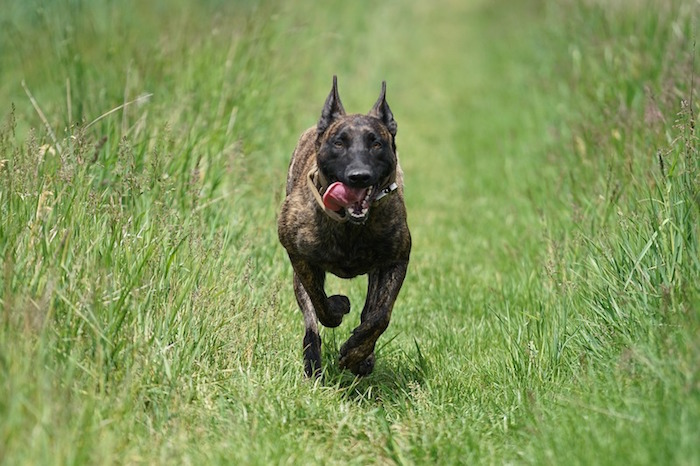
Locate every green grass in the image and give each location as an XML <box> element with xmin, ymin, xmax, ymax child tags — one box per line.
<box><xmin>1</xmin><ymin>0</ymin><xmax>699</xmax><ymax>464</ymax></box>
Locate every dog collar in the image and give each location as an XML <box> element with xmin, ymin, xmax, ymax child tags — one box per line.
<box><xmin>373</xmin><ymin>181</ymin><xmax>399</xmax><ymax>202</ymax></box>
<box><xmin>306</xmin><ymin>165</ymin><xmax>398</xmax><ymax>223</ymax></box>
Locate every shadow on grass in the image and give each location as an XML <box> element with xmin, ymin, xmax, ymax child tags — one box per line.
<box><xmin>320</xmin><ymin>332</ymin><xmax>430</xmax><ymax>404</ymax></box>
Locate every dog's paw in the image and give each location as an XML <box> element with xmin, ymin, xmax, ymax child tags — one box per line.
<box><xmin>328</xmin><ymin>294</ymin><xmax>350</xmax><ymax>315</ymax></box>
<box><xmin>318</xmin><ymin>295</ymin><xmax>350</xmax><ymax>328</ymax></box>
<box><xmin>303</xmin><ymin>330</ymin><xmax>322</xmax><ymax>378</ymax></box>
<box><xmin>339</xmin><ymin>348</ymin><xmax>375</xmax><ymax>376</ymax></box>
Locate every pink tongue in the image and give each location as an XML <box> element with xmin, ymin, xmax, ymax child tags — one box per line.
<box><xmin>322</xmin><ymin>182</ymin><xmax>368</xmax><ymax>212</ymax></box>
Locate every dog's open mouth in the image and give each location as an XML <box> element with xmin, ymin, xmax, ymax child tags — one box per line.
<box><xmin>323</xmin><ymin>182</ymin><xmax>375</xmax><ymax>223</ymax></box>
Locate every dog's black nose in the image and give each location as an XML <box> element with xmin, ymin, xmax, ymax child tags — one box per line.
<box><xmin>347</xmin><ymin>169</ymin><xmax>372</xmax><ymax>186</ymax></box>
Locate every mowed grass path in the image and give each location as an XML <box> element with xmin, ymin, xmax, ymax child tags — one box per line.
<box><xmin>1</xmin><ymin>0</ymin><xmax>698</xmax><ymax>464</ymax></box>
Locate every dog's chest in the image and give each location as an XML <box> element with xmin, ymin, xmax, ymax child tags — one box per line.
<box><xmin>314</xmin><ymin>244</ymin><xmax>386</xmax><ymax>278</ymax></box>
<box><xmin>304</xmin><ymin>222</ymin><xmax>401</xmax><ymax>278</ymax></box>
<box><xmin>279</xmin><ymin>179</ymin><xmax>409</xmax><ymax>279</ymax></box>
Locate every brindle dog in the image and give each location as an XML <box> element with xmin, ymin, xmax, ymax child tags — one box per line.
<box><xmin>278</xmin><ymin>76</ymin><xmax>411</xmax><ymax>377</ymax></box>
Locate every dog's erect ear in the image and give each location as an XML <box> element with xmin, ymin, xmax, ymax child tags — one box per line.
<box><xmin>317</xmin><ymin>75</ymin><xmax>346</xmax><ymax>135</ymax></box>
<box><xmin>369</xmin><ymin>81</ymin><xmax>397</xmax><ymax>137</ymax></box>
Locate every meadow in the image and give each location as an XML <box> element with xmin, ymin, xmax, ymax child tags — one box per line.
<box><xmin>1</xmin><ymin>0</ymin><xmax>698</xmax><ymax>464</ymax></box>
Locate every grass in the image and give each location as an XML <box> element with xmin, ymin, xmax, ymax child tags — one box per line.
<box><xmin>1</xmin><ymin>0</ymin><xmax>698</xmax><ymax>464</ymax></box>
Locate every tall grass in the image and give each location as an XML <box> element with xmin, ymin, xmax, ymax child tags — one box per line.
<box><xmin>1</xmin><ymin>1</ymin><xmax>289</xmax><ymax>462</ymax></box>
<box><xmin>498</xmin><ymin>2</ymin><xmax>700</xmax><ymax>462</ymax></box>
<box><xmin>1</xmin><ymin>0</ymin><xmax>698</xmax><ymax>464</ymax></box>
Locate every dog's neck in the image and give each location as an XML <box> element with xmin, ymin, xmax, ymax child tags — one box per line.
<box><xmin>306</xmin><ymin>165</ymin><xmax>398</xmax><ymax>223</ymax></box>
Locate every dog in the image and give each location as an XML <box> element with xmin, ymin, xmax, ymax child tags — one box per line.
<box><xmin>278</xmin><ymin>76</ymin><xmax>411</xmax><ymax>377</ymax></box>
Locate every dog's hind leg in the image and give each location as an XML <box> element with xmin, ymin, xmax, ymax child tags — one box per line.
<box><xmin>339</xmin><ymin>261</ymin><xmax>408</xmax><ymax>376</ymax></box>
<box><xmin>291</xmin><ymin>257</ymin><xmax>351</xmax><ymax>377</ymax></box>
<box><xmin>294</xmin><ymin>273</ymin><xmax>322</xmax><ymax>378</ymax></box>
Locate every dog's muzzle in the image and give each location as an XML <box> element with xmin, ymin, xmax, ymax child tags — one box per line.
<box><xmin>307</xmin><ymin>166</ymin><xmax>398</xmax><ymax>224</ymax></box>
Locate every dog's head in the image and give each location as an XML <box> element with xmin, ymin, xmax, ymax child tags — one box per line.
<box><xmin>315</xmin><ymin>76</ymin><xmax>398</xmax><ymax>224</ymax></box>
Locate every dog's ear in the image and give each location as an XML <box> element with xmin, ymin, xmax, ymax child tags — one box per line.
<box><xmin>369</xmin><ymin>81</ymin><xmax>397</xmax><ymax>137</ymax></box>
<box><xmin>318</xmin><ymin>75</ymin><xmax>346</xmax><ymax>135</ymax></box>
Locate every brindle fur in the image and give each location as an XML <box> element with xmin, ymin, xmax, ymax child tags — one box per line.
<box><xmin>278</xmin><ymin>77</ymin><xmax>411</xmax><ymax>377</ymax></box>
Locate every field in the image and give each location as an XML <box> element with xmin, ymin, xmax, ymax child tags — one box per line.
<box><xmin>1</xmin><ymin>0</ymin><xmax>699</xmax><ymax>464</ymax></box>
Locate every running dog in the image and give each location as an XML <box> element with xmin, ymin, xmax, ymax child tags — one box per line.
<box><xmin>278</xmin><ymin>76</ymin><xmax>411</xmax><ymax>377</ymax></box>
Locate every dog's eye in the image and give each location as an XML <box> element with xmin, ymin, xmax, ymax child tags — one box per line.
<box><xmin>333</xmin><ymin>140</ymin><xmax>344</xmax><ymax>149</ymax></box>
<box><xmin>371</xmin><ymin>141</ymin><xmax>382</xmax><ymax>151</ymax></box>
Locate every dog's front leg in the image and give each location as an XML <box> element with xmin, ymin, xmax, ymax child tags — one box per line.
<box><xmin>339</xmin><ymin>261</ymin><xmax>408</xmax><ymax>376</ymax></box>
<box><xmin>290</xmin><ymin>256</ymin><xmax>351</xmax><ymax>377</ymax></box>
